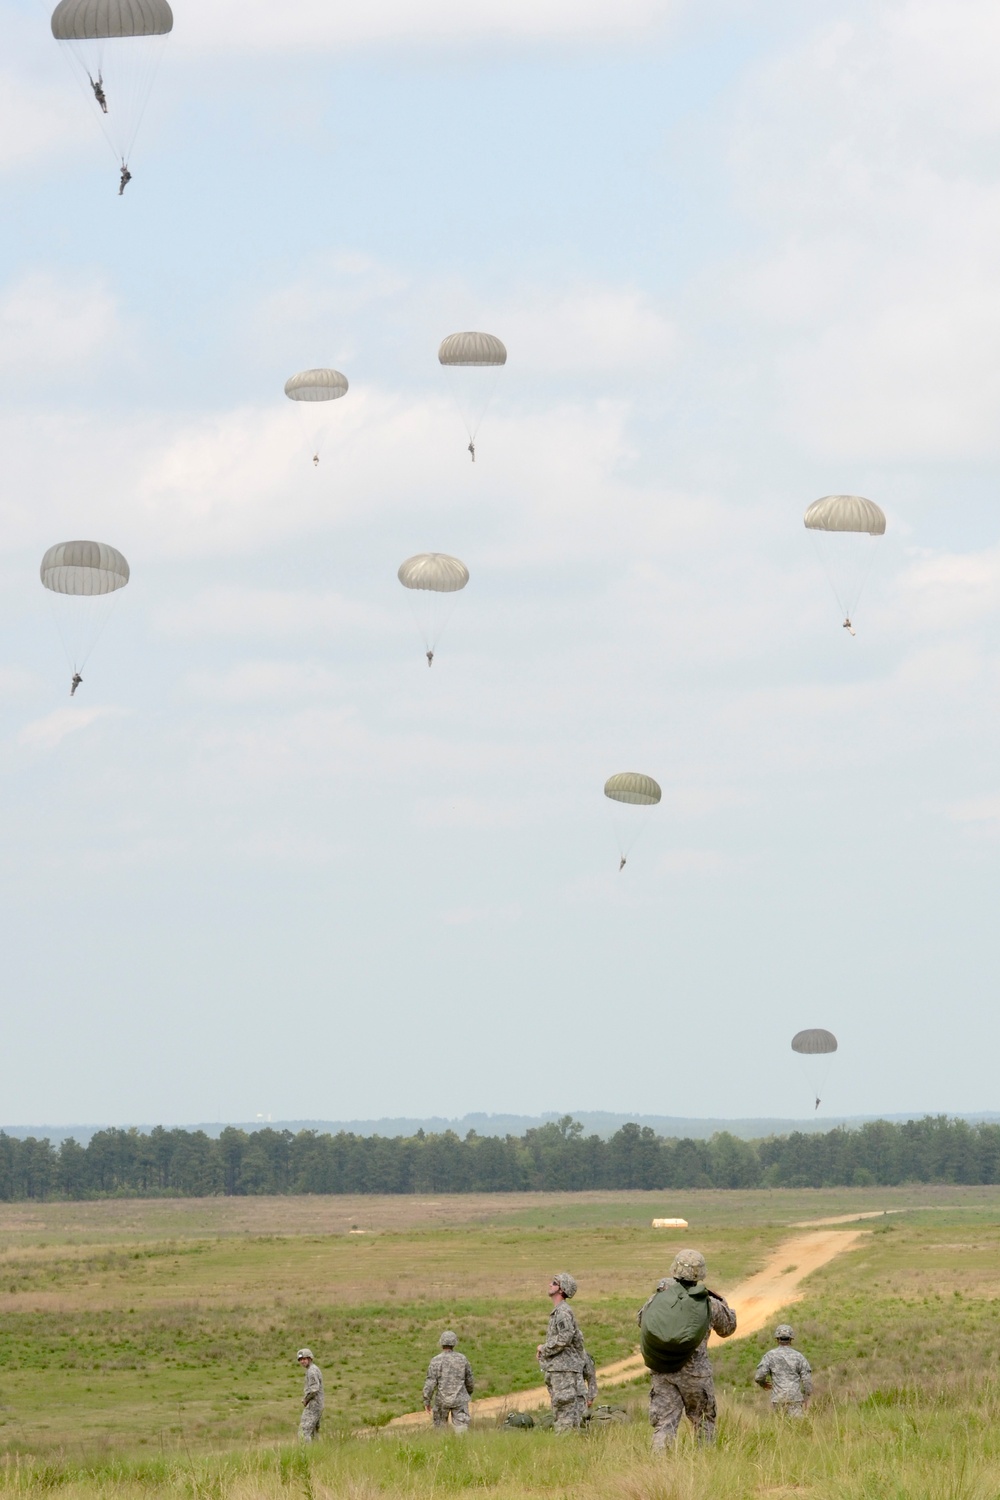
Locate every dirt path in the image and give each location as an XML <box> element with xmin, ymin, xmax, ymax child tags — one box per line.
<box><xmin>388</xmin><ymin>1226</ymin><xmax>864</xmax><ymax>1428</ymax></box>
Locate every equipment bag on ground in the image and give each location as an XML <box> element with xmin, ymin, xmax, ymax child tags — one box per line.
<box><xmin>639</xmin><ymin>1282</ymin><xmax>712</xmax><ymax>1372</ymax></box>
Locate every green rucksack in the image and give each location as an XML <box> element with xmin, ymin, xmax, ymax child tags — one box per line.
<box><xmin>503</xmin><ymin>1411</ymin><xmax>535</xmax><ymax>1429</ymax></box>
<box><xmin>639</xmin><ymin>1281</ymin><xmax>712</xmax><ymax>1373</ymax></box>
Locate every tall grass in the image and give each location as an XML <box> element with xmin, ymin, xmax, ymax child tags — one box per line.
<box><xmin>1</xmin><ymin>1395</ymin><xmax>999</xmax><ymax>1500</ymax></box>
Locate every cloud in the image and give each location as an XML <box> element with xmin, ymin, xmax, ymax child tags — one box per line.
<box><xmin>441</xmin><ymin>901</ymin><xmax>524</xmax><ymax>926</ymax></box>
<box><xmin>889</xmin><ymin>547</ymin><xmax>1000</xmax><ymax>635</ymax></box>
<box><xmin>948</xmin><ymin>794</ymin><xmax>1000</xmax><ymax>827</ymax></box>
<box><xmin>0</xmin><ymin>272</ymin><xmax>120</xmax><ymax>383</ymax></box>
<box><xmin>0</xmin><ymin>666</ymin><xmax>41</xmax><ymax>699</ymax></box>
<box><xmin>493</xmin><ymin>286</ymin><xmax>677</xmax><ymax>378</ymax></box>
<box><xmin>159</xmin><ymin>588</ymin><xmax>392</xmax><ymax>642</ymax></box>
<box><xmin>723</xmin><ymin>2</ymin><xmax>1000</xmax><ymax>462</ymax></box>
<box><xmin>654</xmin><ymin>847</ymin><xmax>740</xmax><ymax>874</ymax></box>
<box><xmin>232</xmin><ymin>829</ymin><xmax>348</xmax><ymax>863</ymax></box>
<box><xmin>0</xmin><ymin>70</ymin><xmax>81</xmax><ymax>173</ymax></box>
<box><xmin>16</xmin><ymin>706</ymin><xmax>121</xmax><ymax>751</ymax></box>
<box><xmin>412</xmin><ymin>796</ymin><xmax>528</xmax><ymax>830</ymax></box>
<box><xmin>183</xmin><ymin>0</ymin><xmax>678</xmax><ymax>53</ymax></box>
<box><xmin>183</xmin><ymin>660</ymin><xmax>345</xmax><ymax>703</ymax></box>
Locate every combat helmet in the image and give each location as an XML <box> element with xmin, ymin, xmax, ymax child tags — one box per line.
<box><xmin>669</xmin><ymin>1249</ymin><xmax>707</xmax><ymax>1283</ymax></box>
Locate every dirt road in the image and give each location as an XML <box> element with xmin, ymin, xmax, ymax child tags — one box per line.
<box><xmin>388</xmin><ymin>1226</ymin><xmax>864</xmax><ymax>1428</ymax></box>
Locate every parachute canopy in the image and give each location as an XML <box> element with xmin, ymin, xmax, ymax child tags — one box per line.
<box><xmin>804</xmin><ymin>495</ymin><xmax>885</xmax><ymax>629</ymax></box>
<box><xmin>803</xmin><ymin>495</ymin><xmax>885</xmax><ymax>536</ymax></box>
<box><xmin>438</xmin><ymin>333</ymin><xmax>506</xmax><ymax>457</ymax></box>
<box><xmin>40</xmin><ymin>540</ymin><xmax>130</xmax><ymax>595</ymax></box>
<box><xmin>51</xmin><ymin>0</ymin><xmax>173</xmax><ymax>39</ymax></box>
<box><xmin>397</xmin><ymin>554</ymin><xmax>469</xmax><ymax>593</ymax></box>
<box><xmin>791</xmin><ymin>1029</ymin><xmax>838</xmax><ymax>1056</ymax></box>
<box><xmin>284</xmin><ymin>369</ymin><xmax>349</xmax><ymax>403</ymax></box>
<box><xmin>604</xmin><ymin>772</ymin><xmax>662</xmax><ymax>807</ymax></box>
<box><xmin>41</xmin><ymin>540</ymin><xmax>129</xmax><ymax>674</ymax></box>
<box><xmin>438</xmin><ymin>332</ymin><xmax>506</xmax><ymax>367</ymax></box>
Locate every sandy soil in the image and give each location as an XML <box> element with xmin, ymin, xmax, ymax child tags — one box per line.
<box><xmin>791</xmin><ymin>1208</ymin><xmax>948</xmax><ymax>1228</ymax></box>
<box><xmin>388</xmin><ymin>1226</ymin><xmax>865</xmax><ymax>1427</ymax></box>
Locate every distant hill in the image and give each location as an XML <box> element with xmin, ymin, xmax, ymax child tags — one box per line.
<box><xmin>3</xmin><ymin>1109</ymin><xmax>999</xmax><ymax>1147</ymax></box>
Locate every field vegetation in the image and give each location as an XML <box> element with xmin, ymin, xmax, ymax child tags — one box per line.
<box><xmin>0</xmin><ymin>1188</ymin><xmax>997</xmax><ymax>1497</ymax></box>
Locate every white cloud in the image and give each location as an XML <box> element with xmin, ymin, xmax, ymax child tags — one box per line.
<box><xmin>0</xmin><ymin>71</ymin><xmax>81</xmax><ymax>173</ymax></box>
<box><xmin>948</xmin><ymin>794</ymin><xmax>1000</xmax><ymax>826</ymax></box>
<box><xmin>441</xmin><ymin>901</ymin><xmax>524</xmax><ymax>925</ymax></box>
<box><xmin>0</xmin><ymin>666</ymin><xmax>41</xmax><ymax>699</ymax></box>
<box><xmin>0</xmin><ymin>272</ymin><xmax>120</xmax><ymax>381</ymax></box>
<box><xmin>159</xmin><ymin>588</ymin><xmax>392</xmax><ymax>641</ymax></box>
<box><xmin>184</xmin><ymin>660</ymin><xmax>345</xmax><ymax>702</ymax></box>
<box><xmin>890</xmin><ymin>547</ymin><xmax>1000</xmax><ymax>634</ymax></box>
<box><xmin>233</xmin><ymin>829</ymin><xmax>347</xmax><ymax>863</ymax></box>
<box><xmin>724</xmin><ymin>1</ymin><xmax>1000</xmax><ymax>462</ymax></box>
<box><xmin>183</xmin><ymin>0</ymin><xmax>678</xmax><ymax>53</ymax></box>
<box><xmin>413</xmin><ymin>795</ymin><xmax>527</xmax><ymax>830</ymax></box>
<box><xmin>494</xmin><ymin>286</ymin><xmax>677</xmax><ymax>377</ymax></box>
<box><xmin>654</xmin><ymin>847</ymin><xmax>739</xmax><ymax>874</ymax></box>
<box><xmin>16</xmin><ymin>705</ymin><xmax>121</xmax><ymax>751</ymax></box>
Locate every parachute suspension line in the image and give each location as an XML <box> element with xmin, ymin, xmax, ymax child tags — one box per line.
<box><xmin>45</xmin><ymin>591</ymin><xmax>120</xmax><ymax>674</ymax></box>
<box><xmin>606</xmin><ymin>802</ymin><xmax>653</xmax><ymax>867</ymax></box>
<box><xmin>404</xmin><ymin>588</ymin><xmax>461</xmax><ymax>659</ymax></box>
<box><xmin>808</xmin><ymin>529</ymin><xmax>878</xmax><ymax>627</ymax></box>
<box><xmin>443</xmin><ymin>364</ymin><xmax>501</xmax><ymax>450</ymax></box>
<box><xmin>117</xmin><ymin>32</ymin><xmax>169</xmax><ymax>165</ymax></box>
<box><xmin>795</xmin><ymin>1055</ymin><xmax>834</xmax><ymax>1113</ymax></box>
<box><xmin>59</xmin><ymin>31</ymin><xmax>170</xmax><ymax>171</ymax></box>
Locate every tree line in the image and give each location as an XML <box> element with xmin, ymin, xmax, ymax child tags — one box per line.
<box><xmin>0</xmin><ymin>1114</ymin><xmax>997</xmax><ymax>1200</ymax></box>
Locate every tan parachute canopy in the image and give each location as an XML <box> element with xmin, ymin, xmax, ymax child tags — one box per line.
<box><xmin>438</xmin><ymin>334</ymin><xmax>506</xmax><ymax>457</ymax></box>
<box><xmin>438</xmin><ymin>332</ymin><xmax>507</xmax><ymax>367</ymax></box>
<box><xmin>398</xmin><ymin>554</ymin><xmax>469</xmax><ymax>663</ymax></box>
<box><xmin>791</xmin><ymin>1029</ymin><xmax>838</xmax><ymax>1055</ymax></box>
<box><xmin>40</xmin><ymin>540</ymin><xmax>130</xmax><ymax>674</ymax></box>
<box><xmin>604</xmin><ymin>772</ymin><xmax>662</xmax><ymax>806</ymax></box>
<box><xmin>803</xmin><ymin>495</ymin><xmax>885</xmax><ymax>632</ymax></box>
<box><xmin>51</xmin><ymin>0</ymin><xmax>173</xmax><ymax>38</ymax></box>
<box><xmin>803</xmin><ymin>495</ymin><xmax>885</xmax><ymax>535</ymax></box>
<box><xmin>284</xmin><ymin>369</ymin><xmax>349</xmax><ymax>402</ymax></box>
<box><xmin>41</xmin><ymin>540</ymin><xmax>130</xmax><ymax>594</ymax></box>
<box><xmin>397</xmin><ymin>554</ymin><xmax>469</xmax><ymax>593</ymax></box>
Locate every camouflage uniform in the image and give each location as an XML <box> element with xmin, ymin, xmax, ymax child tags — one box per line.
<box><xmin>423</xmin><ymin>1340</ymin><xmax>475</xmax><ymax>1433</ymax></box>
<box><xmin>298</xmin><ymin>1355</ymin><xmax>324</xmax><ymax>1442</ymax></box>
<box><xmin>638</xmin><ymin>1251</ymin><xmax>737</xmax><ymax>1451</ymax></box>
<box><xmin>538</xmin><ymin>1278</ymin><xmax>586</xmax><ymax>1433</ymax></box>
<box><xmin>754</xmin><ymin>1328</ymin><xmax>812</xmax><ymax>1416</ymax></box>
<box><xmin>581</xmin><ymin>1350</ymin><xmax>597</xmax><ymax>1413</ymax></box>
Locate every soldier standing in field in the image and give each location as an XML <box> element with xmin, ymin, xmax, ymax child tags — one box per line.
<box><xmin>638</xmin><ymin>1249</ymin><xmax>737</xmax><ymax>1450</ymax></box>
<box><xmin>296</xmin><ymin>1348</ymin><xmax>324</xmax><ymax>1441</ymax></box>
<box><xmin>423</xmin><ymin>1330</ymin><xmax>475</xmax><ymax>1432</ymax></box>
<box><xmin>536</xmin><ymin>1273</ymin><xmax>586</xmax><ymax>1432</ymax></box>
<box><xmin>754</xmin><ymin>1325</ymin><xmax>812</xmax><ymax>1416</ymax></box>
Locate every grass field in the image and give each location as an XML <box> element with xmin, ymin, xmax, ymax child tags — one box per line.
<box><xmin>0</xmin><ymin>1186</ymin><xmax>998</xmax><ymax>1496</ymax></box>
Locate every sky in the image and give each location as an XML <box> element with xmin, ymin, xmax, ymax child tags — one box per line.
<box><xmin>2</xmin><ymin>0</ymin><xmax>1000</xmax><ymax>1127</ymax></box>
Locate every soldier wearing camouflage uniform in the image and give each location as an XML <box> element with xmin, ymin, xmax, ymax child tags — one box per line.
<box><xmin>638</xmin><ymin>1249</ymin><xmax>736</xmax><ymax>1450</ymax></box>
<box><xmin>296</xmin><ymin>1348</ymin><xmax>324</xmax><ymax>1442</ymax></box>
<box><xmin>754</xmin><ymin>1325</ymin><xmax>812</xmax><ymax>1416</ymax></box>
<box><xmin>536</xmin><ymin>1273</ymin><xmax>586</xmax><ymax>1432</ymax></box>
<box><xmin>423</xmin><ymin>1331</ymin><xmax>475</xmax><ymax>1432</ymax></box>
